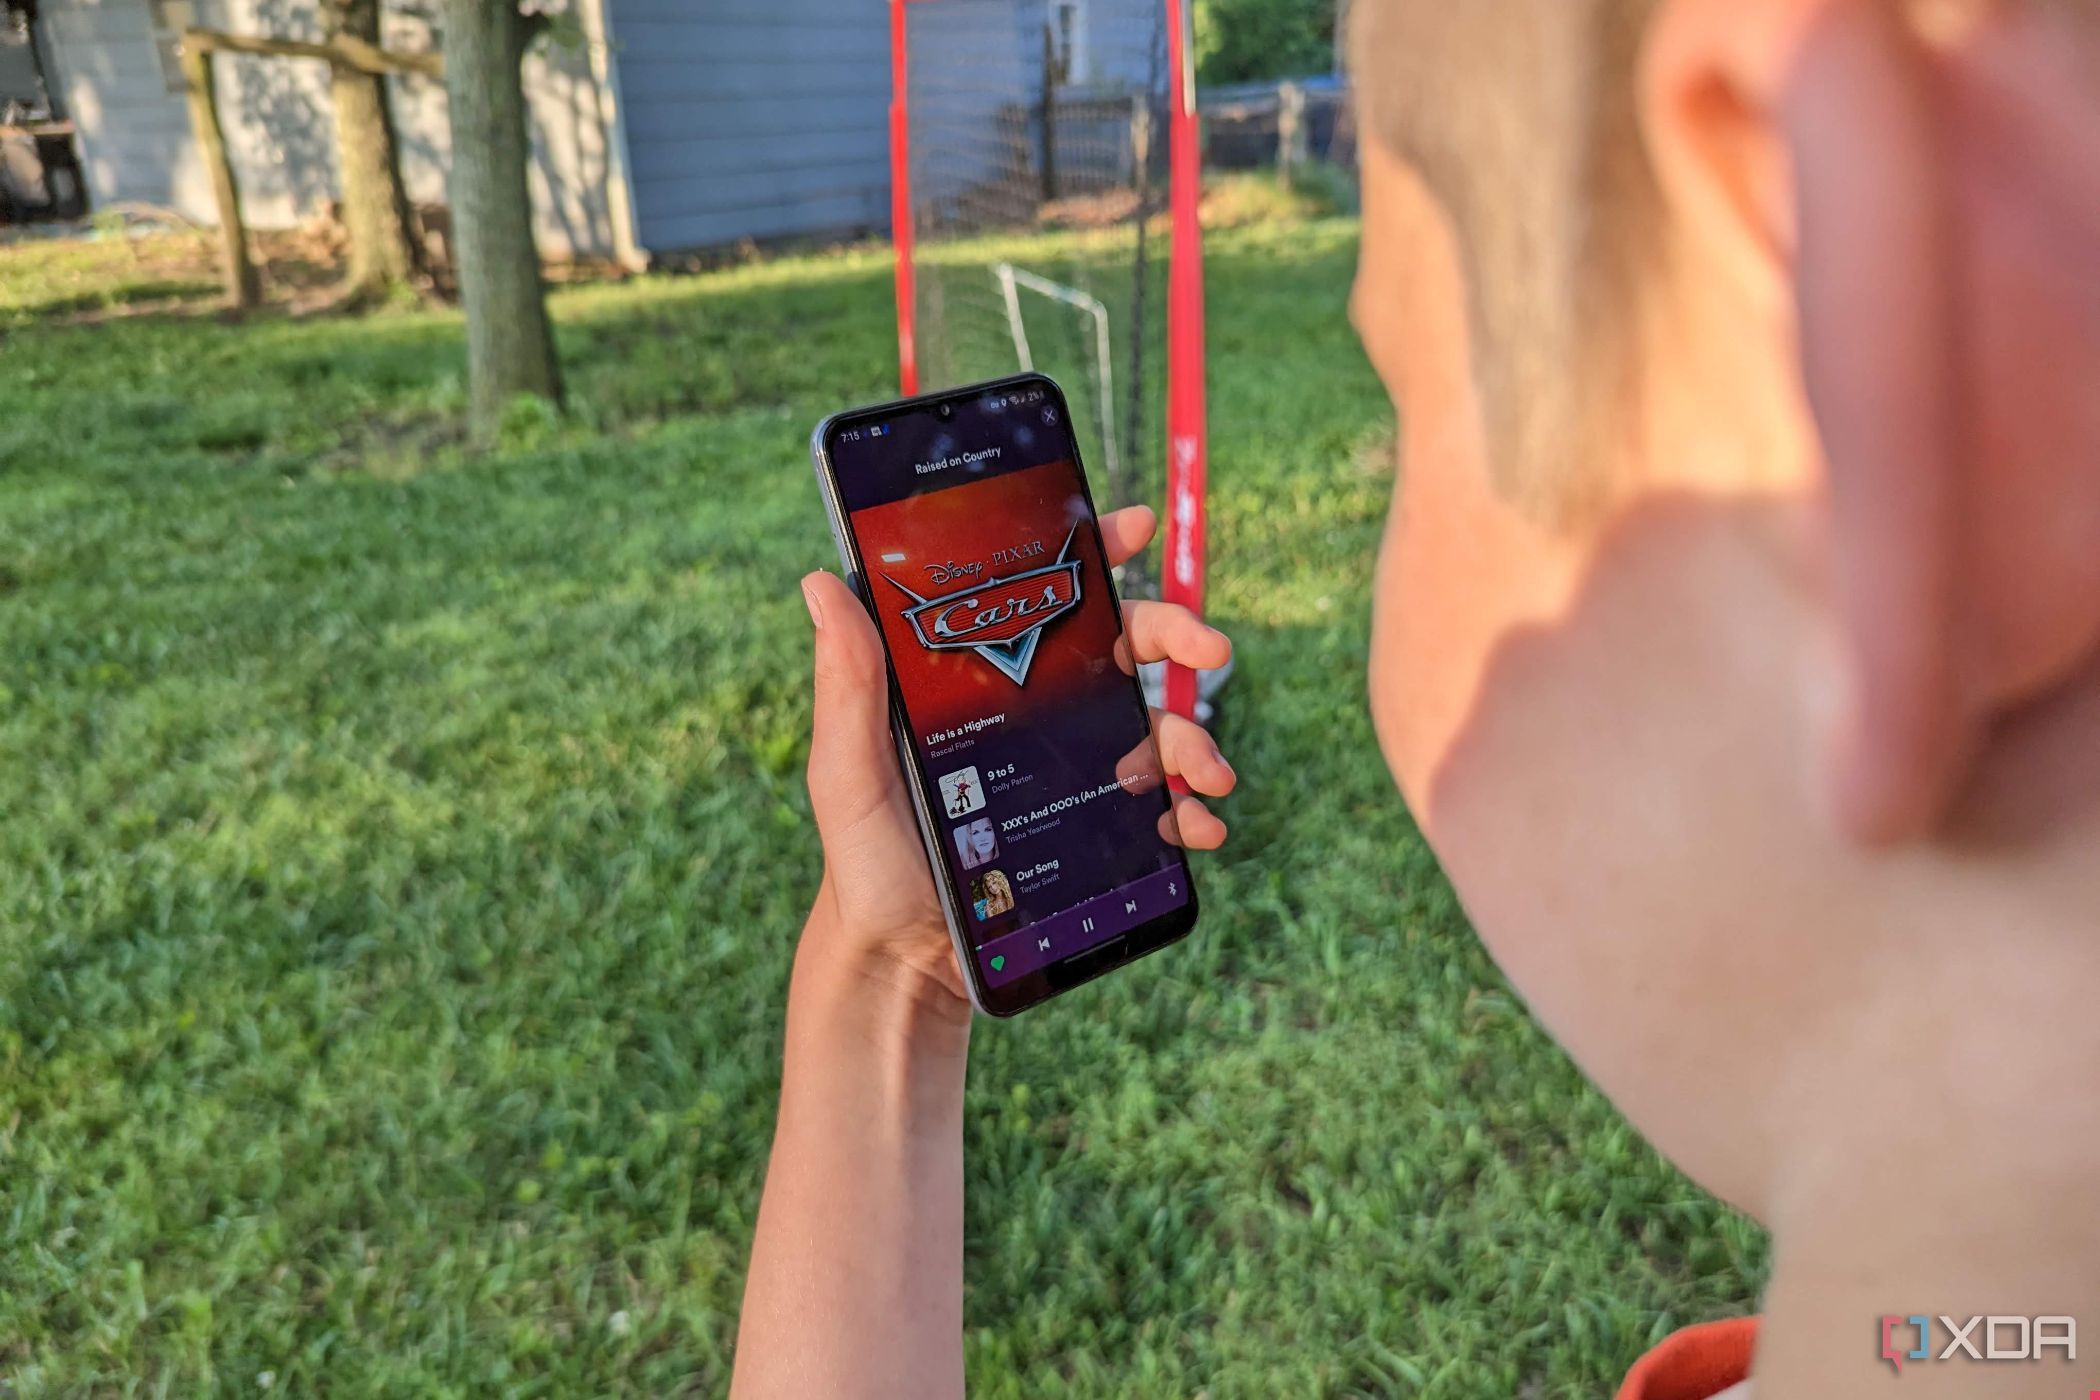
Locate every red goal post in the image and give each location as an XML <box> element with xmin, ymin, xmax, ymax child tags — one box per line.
<box><xmin>889</xmin><ymin>0</ymin><xmax>1209</xmax><ymax>720</ymax></box>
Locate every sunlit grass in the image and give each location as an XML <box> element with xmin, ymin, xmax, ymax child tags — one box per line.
<box><xmin>0</xmin><ymin>214</ymin><xmax>1763</xmax><ymax>1396</ymax></box>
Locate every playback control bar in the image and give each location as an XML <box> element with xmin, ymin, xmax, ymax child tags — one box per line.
<box><xmin>978</xmin><ymin>866</ymin><xmax>1188</xmax><ymax>987</ymax></box>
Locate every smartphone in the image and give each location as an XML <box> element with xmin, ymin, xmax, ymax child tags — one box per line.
<box><xmin>810</xmin><ymin>372</ymin><xmax>1199</xmax><ymax>1016</ymax></box>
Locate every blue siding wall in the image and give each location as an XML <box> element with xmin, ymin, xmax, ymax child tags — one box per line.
<box><xmin>607</xmin><ymin>0</ymin><xmax>892</xmax><ymax>254</ymax></box>
<box><xmin>900</xmin><ymin>0</ymin><xmax>1037</xmax><ymax>225</ymax></box>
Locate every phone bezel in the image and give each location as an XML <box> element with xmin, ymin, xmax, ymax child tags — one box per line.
<box><xmin>809</xmin><ymin>371</ymin><xmax>1200</xmax><ymax>1017</ymax></box>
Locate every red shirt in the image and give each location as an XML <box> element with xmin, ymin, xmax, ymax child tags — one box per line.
<box><xmin>1616</xmin><ymin>1318</ymin><xmax>1758</xmax><ymax>1400</ymax></box>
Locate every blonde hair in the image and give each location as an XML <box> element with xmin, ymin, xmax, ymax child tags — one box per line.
<box><xmin>1350</xmin><ymin>0</ymin><xmax>1665</xmax><ymax>520</ymax></box>
<box><xmin>1349</xmin><ymin>0</ymin><xmax>2097</xmax><ymax>519</ymax></box>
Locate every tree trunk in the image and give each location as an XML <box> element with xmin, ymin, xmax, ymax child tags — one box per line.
<box><xmin>329</xmin><ymin>0</ymin><xmax>420</xmax><ymax>297</ymax></box>
<box><xmin>442</xmin><ymin>0</ymin><xmax>562</xmax><ymax>438</ymax></box>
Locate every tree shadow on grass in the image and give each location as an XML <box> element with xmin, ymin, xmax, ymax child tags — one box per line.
<box><xmin>6</xmin><ymin>277</ymin><xmax>224</xmax><ymax>322</ymax></box>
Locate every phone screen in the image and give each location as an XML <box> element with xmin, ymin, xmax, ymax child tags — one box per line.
<box><xmin>821</xmin><ymin>376</ymin><xmax>1196</xmax><ymax>1012</ymax></box>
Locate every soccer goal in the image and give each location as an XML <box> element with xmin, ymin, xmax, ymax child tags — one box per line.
<box><xmin>889</xmin><ymin>0</ymin><xmax>1211</xmax><ymax>719</ymax></box>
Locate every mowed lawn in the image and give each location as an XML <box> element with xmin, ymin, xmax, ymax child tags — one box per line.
<box><xmin>0</xmin><ymin>218</ymin><xmax>1765</xmax><ymax>1397</ymax></box>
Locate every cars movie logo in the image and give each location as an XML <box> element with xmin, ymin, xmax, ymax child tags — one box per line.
<box><xmin>886</xmin><ymin>530</ymin><xmax>1082</xmax><ymax>685</ymax></box>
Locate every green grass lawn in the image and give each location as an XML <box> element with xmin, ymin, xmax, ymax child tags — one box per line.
<box><xmin>0</xmin><ymin>218</ymin><xmax>1764</xmax><ymax>1397</ymax></box>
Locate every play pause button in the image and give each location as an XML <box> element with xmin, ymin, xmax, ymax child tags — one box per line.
<box><xmin>977</xmin><ymin>867</ymin><xmax>1194</xmax><ymax>984</ymax></box>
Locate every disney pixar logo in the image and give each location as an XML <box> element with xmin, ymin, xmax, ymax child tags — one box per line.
<box><xmin>886</xmin><ymin>529</ymin><xmax>1081</xmax><ymax>686</ymax></box>
<box><xmin>1879</xmin><ymin>1315</ymin><xmax>2076</xmax><ymax>1372</ymax></box>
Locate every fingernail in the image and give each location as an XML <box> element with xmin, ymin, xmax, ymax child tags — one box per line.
<box><xmin>801</xmin><ymin>576</ymin><xmax>824</xmax><ymax>628</ymax></box>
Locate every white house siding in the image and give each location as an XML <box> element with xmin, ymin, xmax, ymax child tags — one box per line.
<box><xmin>36</xmin><ymin>0</ymin><xmax>619</xmax><ymax>258</ymax></box>
<box><xmin>34</xmin><ymin>0</ymin><xmax>199</xmax><ymax>217</ymax></box>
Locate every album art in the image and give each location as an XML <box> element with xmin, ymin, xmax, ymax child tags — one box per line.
<box><xmin>852</xmin><ymin>460</ymin><xmax>1125</xmax><ymax>735</ymax></box>
<box><xmin>888</xmin><ymin>526</ymin><xmax>1081</xmax><ymax>684</ymax></box>
<box><xmin>938</xmin><ymin>766</ymin><xmax>984</xmax><ymax>818</ymax></box>
<box><xmin>971</xmin><ymin>870</ymin><xmax>1015</xmax><ymax>920</ymax></box>
<box><xmin>953</xmin><ymin>817</ymin><xmax>1000</xmax><ymax>871</ymax></box>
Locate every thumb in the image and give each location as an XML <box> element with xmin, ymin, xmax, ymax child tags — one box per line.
<box><xmin>802</xmin><ymin>570</ymin><xmax>905</xmax><ymax>848</ymax></box>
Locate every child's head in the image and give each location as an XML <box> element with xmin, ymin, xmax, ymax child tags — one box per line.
<box><xmin>1351</xmin><ymin>0</ymin><xmax>2100</xmax><ymax>1225</ymax></box>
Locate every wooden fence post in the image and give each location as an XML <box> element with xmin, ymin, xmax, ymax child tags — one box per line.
<box><xmin>1278</xmin><ymin>80</ymin><xmax>1307</xmax><ymax>183</ymax></box>
<box><xmin>178</xmin><ymin>38</ymin><xmax>260</xmax><ymax>309</ymax></box>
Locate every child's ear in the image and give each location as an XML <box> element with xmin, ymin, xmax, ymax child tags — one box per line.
<box><xmin>1644</xmin><ymin>0</ymin><xmax>1979</xmax><ymax>844</ymax></box>
<box><xmin>1650</xmin><ymin>0</ymin><xmax>2100</xmax><ymax>843</ymax></box>
<box><xmin>1637</xmin><ymin>0</ymin><xmax>1803</xmax><ymax>314</ymax></box>
<box><xmin>1778</xmin><ymin>0</ymin><xmax>1978</xmax><ymax>845</ymax></box>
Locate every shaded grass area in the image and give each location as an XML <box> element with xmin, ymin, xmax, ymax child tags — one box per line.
<box><xmin>0</xmin><ymin>219</ymin><xmax>1764</xmax><ymax>1396</ymax></box>
<box><xmin>0</xmin><ymin>230</ymin><xmax>221</xmax><ymax>323</ymax></box>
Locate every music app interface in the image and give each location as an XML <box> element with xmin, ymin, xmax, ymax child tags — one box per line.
<box><xmin>832</xmin><ymin>389</ymin><xmax>1190</xmax><ymax>989</ymax></box>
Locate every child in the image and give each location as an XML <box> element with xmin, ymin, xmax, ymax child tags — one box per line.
<box><xmin>737</xmin><ymin>1</ymin><xmax>2100</xmax><ymax>1394</ymax></box>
